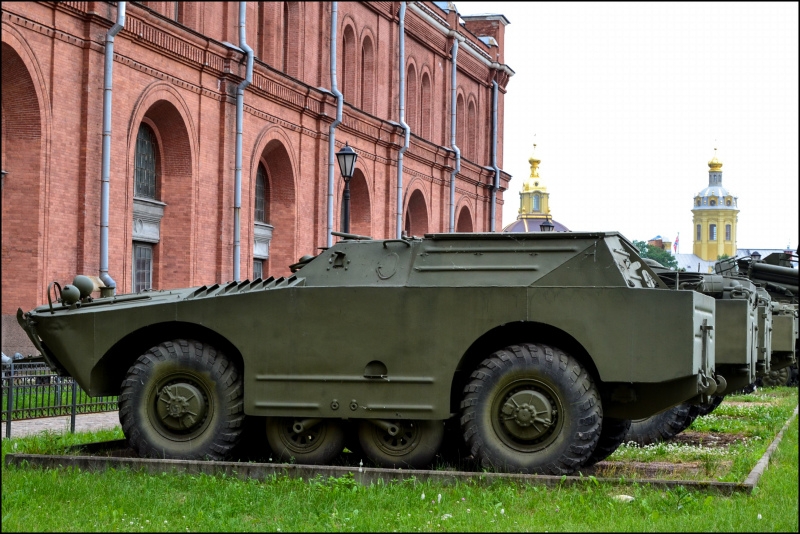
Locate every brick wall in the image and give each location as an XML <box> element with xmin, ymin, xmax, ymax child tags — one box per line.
<box><xmin>1</xmin><ymin>1</ymin><xmax>512</xmax><ymax>356</ymax></box>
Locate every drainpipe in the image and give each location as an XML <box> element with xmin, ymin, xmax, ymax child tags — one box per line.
<box><xmin>407</xmin><ymin>3</ymin><xmax>513</xmax><ymax>232</ymax></box>
<box><xmin>234</xmin><ymin>1</ymin><xmax>253</xmax><ymax>280</ymax></box>
<box><xmin>326</xmin><ymin>2</ymin><xmax>343</xmax><ymax>247</ymax></box>
<box><xmin>99</xmin><ymin>1</ymin><xmax>126</xmax><ymax>296</ymax></box>
<box><xmin>490</xmin><ymin>80</ymin><xmax>499</xmax><ymax>232</ymax></box>
<box><xmin>448</xmin><ymin>34</ymin><xmax>464</xmax><ymax>232</ymax></box>
<box><xmin>396</xmin><ymin>2</ymin><xmax>410</xmax><ymax>239</ymax></box>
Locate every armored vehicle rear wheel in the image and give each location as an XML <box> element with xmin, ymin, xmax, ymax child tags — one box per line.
<box><xmin>760</xmin><ymin>367</ymin><xmax>790</xmax><ymax>387</ymax></box>
<box><xmin>581</xmin><ymin>418</ymin><xmax>631</xmax><ymax>468</ymax></box>
<box><xmin>624</xmin><ymin>403</ymin><xmax>695</xmax><ymax>446</ymax></box>
<box><xmin>460</xmin><ymin>343</ymin><xmax>601</xmax><ymax>475</ymax></box>
<box><xmin>119</xmin><ymin>339</ymin><xmax>244</xmax><ymax>460</ymax></box>
<box><xmin>266</xmin><ymin>417</ymin><xmax>345</xmax><ymax>464</ymax></box>
<box><xmin>358</xmin><ymin>419</ymin><xmax>444</xmax><ymax>468</ymax></box>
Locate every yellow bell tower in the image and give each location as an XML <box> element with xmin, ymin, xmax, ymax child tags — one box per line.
<box><xmin>692</xmin><ymin>148</ymin><xmax>739</xmax><ymax>260</ymax></box>
<box><xmin>518</xmin><ymin>144</ymin><xmax>551</xmax><ymax>221</ymax></box>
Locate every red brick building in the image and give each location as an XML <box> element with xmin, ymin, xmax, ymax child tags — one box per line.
<box><xmin>1</xmin><ymin>1</ymin><xmax>513</xmax><ymax>355</ymax></box>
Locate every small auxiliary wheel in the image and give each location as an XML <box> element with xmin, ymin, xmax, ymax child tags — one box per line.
<box><xmin>358</xmin><ymin>419</ymin><xmax>444</xmax><ymax>468</ymax></box>
<box><xmin>266</xmin><ymin>417</ymin><xmax>345</xmax><ymax>465</ymax></box>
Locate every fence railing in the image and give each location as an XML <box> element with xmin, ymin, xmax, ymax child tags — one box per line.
<box><xmin>2</xmin><ymin>362</ymin><xmax>118</xmax><ymax>439</ymax></box>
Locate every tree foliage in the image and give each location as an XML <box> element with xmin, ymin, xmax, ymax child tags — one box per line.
<box><xmin>632</xmin><ymin>240</ymin><xmax>679</xmax><ymax>269</ymax></box>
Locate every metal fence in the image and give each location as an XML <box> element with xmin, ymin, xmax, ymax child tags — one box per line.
<box><xmin>2</xmin><ymin>362</ymin><xmax>118</xmax><ymax>438</ymax></box>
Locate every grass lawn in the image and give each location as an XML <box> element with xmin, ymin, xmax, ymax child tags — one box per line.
<box><xmin>1</xmin><ymin>388</ymin><xmax>797</xmax><ymax>532</ymax></box>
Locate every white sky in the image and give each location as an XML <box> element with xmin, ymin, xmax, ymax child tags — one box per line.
<box><xmin>454</xmin><ymin>1</ymin><xmax>799</xmax><ymax>251</ymax></box>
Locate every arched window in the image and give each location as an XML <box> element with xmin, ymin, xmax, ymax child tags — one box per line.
<box><xmin>255</xmin><ymin>164</ymin><xmax>269</xmax><ymax>223</ymax></box>
<box><xmin>282</xmin><ymin>3</ymin><xmax>289</xmax><ymax>72</ymax></box>
<box><xmin>710</xmin><ymin>199</ymin><xmax>716</xmax><ymax>206</ymax></box>
<box><xmin>134</xmin><ymin>123</ymin><xmax>158</xmax><ymax>199</ymax></box>
<box><xmin>420</xmin><ymin>72</ymin><xmax>431</xmax><ymax>139</ymax></box>
<box><xmin>533</xmin><ymin>193</ymin><xmax>541</xmax><ymax>212</ymax></box>
<box><xmin>456</xmin><ymin>93</ymin><xmax>465</xmax><ymax>154</ymax></box>
<box><xmin>696</xmin><ymin>224</ymin><xmax>701</xmax><ymax>241</ymax></box>
<box><xmin>406</xmin><ymin>64</ymin><xmax>417</xmax><ymax>132</ymax></box>
<box><xmin>709</xmin><ymin>224</ymin><xmax>717</xmax><ymax>241</ymax></box>
<box><xmin>467</xmin><ymin>99</ymin><xmax>477</xmax><ymax>159</ymax></box>
<box><xmin>725</xmin><ymin>224</ymin><xmax>731</xmax><ymax>241</ymax></box>
<box><xmin>726</xmin><ymin>199</ymin><xmax>731</xmax><ymax>206</ymax></box>
<box><xmin>342</xmin><ymin>25</ymin><xmax>357</xmax><ymax>103</ymax></box>
<box><xmin>361</xmin><ymin>37</ymin><xmax>374</xmax><ymax>114</ymax></box>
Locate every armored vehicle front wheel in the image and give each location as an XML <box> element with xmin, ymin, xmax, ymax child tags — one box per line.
<box><xmin>266</xmin><ymin>417</ymin><xmax>345</xmax><ymax>464</ymax></box>
<box><xmin>119</xmin><ymin>339</ymin><xmax>244</xmax><ymax>460</ymax></box>
<box><xmin>460</xmin><ymin>343</ymin><xmax>601</xmax><ymax>475</ymax></box>
<box><xmin>358</xmin><ymin>419</ymin><xmax>444</xmax><ymax>468</ymax></box>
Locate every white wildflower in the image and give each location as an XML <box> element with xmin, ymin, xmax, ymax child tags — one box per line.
<box><xmin>501</xmin><ymin>509</ymin><xmax>505</xmax><ymax>515</ymax></box>
<box><xmin>442</xmin><ymin>514</ymin><xmax>453</xmax><ymax>520</ymax></box>
<box><xmin>613</xmin><ymin>495</ymin><xmax>635</xmax><ymax>503</ymax></box>
<box><xmin>421</xmin><ymin>492</ymin><xmax>425</xmax><ymax>500</ymax></box>
<box><xmin>437</xmin><ymin>494</ymin><xmax>442</xmax><ymax>504</ymax></box>
<box><xmin>758</xmin><ymin>514</ymin><xmax>762</xmax><ymax>520</ymax></box>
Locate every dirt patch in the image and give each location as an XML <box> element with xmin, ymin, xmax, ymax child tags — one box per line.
<box><xmin>670</xmin><ymin>430</ymin><xmax>749</xmax><ymax>448</ymax></box>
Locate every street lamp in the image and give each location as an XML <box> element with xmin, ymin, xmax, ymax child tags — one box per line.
<box><xmin>751</xmin><ymin>251</ymin><xmax>761</xmax><ymax>262</ymax></box>
<box><xmin>540</xmin><ymin>216</ymin><xmax>555</xmax><ymax>233</ymax></box>
<box><xmin>336</xmin><ymin>142</ymin><xmax>358</xmax><ymax>233</ymax></box>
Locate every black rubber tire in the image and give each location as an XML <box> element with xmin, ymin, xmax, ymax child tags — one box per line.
<box><xmin>460</xmin><ymin>343</ymin><xmax>602</xmax><ymax>475</ymax></box>
<box><xmin>581</xmin><ymin>418</ymin><xmax>631</xmax><ymax>468</ymax></box>
<box><xmin>788</xmin><ymin>364</ymin><xmax>799</xmax><ymax>387</ymax></box>
<box><xmin>694</xmin><ymin>395</ymin><xmax>725</xmax><ymax>417</ymax></box>
<box><xmin>358</xmin><ymin>419</ymin><xmax>444</xmax><ymax>469</ymax></box>
<box><xmin>119</xmin><ymin>339</ymin><xmax>244</xmax><ymax>460</ymax></box>
<box><xmin>266</xmin><ymin>417</ymin><xmax>345</xmax><ymax>465</ymax></box>
<box><xmin>624</xmin><ymin>403</ymin><xmax>695</xmax><ymax>446</ymax></box>
<box><xmin>760</xmin><ymin>367</ymin><xmax>790</xmax><ymax>387</ymax></box>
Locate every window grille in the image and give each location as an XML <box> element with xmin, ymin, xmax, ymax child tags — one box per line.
<box><xmin>133</xmin><ymin>243</ymin><xmax>153</xmax><ymax>293</ymax></box>
<box><xmin>134</xmin><ymin>124</ymin><xmax>157</xmax><ymax>199</ymax></box>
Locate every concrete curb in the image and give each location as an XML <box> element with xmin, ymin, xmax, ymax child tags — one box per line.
<box><xmin>5</xmin><ymin>405</ymin><xmax>797</xmax><ymax>494</ymax></box>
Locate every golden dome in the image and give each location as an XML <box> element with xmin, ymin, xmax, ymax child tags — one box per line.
<box><xmin>708</xmin><ymin>148</ymin><xmax>723</xmax><ymax>172</ymax></box>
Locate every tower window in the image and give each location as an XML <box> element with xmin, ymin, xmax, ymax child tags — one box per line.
<box><xmin>709</xmin><ymin>224</ymin><xmax>717</xmax><ymax>241</ymax></box>
<box><xmin>725</xmin><ymin>224</ymin><xmax>731</xmax><ymax>241</ymax></box>
<box><xmin>710</xmin><ymin>199</ymin><xmax>716</xmax><ymax>206</ymax></box>
<box><xmin>533</xmin><ymin>193</ymin><xmax>540</xmax><ymax>212</ymax></box>
<box><xmin>696</xmin><ymin>224</ymin><xmax>701</xmax><ymax>241</ymax></box>
<box><xmin>726</xmin><ymin>199</ymin><xmax>731</xmax><ymax>206</ymax></box>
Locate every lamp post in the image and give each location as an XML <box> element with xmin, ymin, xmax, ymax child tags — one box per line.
<box><xmin>540</xmin><ymin>216</ymin><xmax>554</xmax><ymax>233</ymax></box>
<box><xmin>336</xmin><ymin>142</ymin><xmax>358</xmax><ymax>233</ymax></box>
<box><xmin>751</xmin><ymin>251</ymin><xmax>761</xmax><ymax>262</ymax></box>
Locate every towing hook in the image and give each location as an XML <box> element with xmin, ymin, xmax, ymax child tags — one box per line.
<box><xmin>697</xmin><ymin>370</ymin><xmax>717</xmax><ymax>396</ymax></box>
<box><xmin>714</xmin><ymin>374</ymin><xmax>727</xmax><ymax>395</ymax></box>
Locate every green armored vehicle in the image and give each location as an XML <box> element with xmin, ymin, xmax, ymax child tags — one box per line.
<box><xmin>725</xmin><ymin>252</ymin><xmax>798</xmax><ymax>386</ymax></box>
<box><xmin>18</xmin><ymin>232</ymin><xmax>722</xmax><ymax>475</ymax></box>
<box><xmin>625</xmin><ymin>264</ymin><xmax>755</xmax><ymax>445</ymax></box>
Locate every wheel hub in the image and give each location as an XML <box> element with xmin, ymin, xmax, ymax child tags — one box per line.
<box><xmin>500</xmin><ymin>389</ymin><xmax>555</xmax><ymax>441</ymax></box>
<box><xmin>157</xmin><ymin>382</ymin><xmax>207</xmax><ymax>432</ymax></box>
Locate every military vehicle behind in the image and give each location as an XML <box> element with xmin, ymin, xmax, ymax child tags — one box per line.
<box><xmin>626</xmin><ymin>251</ymin><xmax>798</xmax><ymax>446</ymax></box>
<box><xmin>18</xmin><ymin>232</ymin><xmax>723</xmax><ymax>474</ymax></box>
